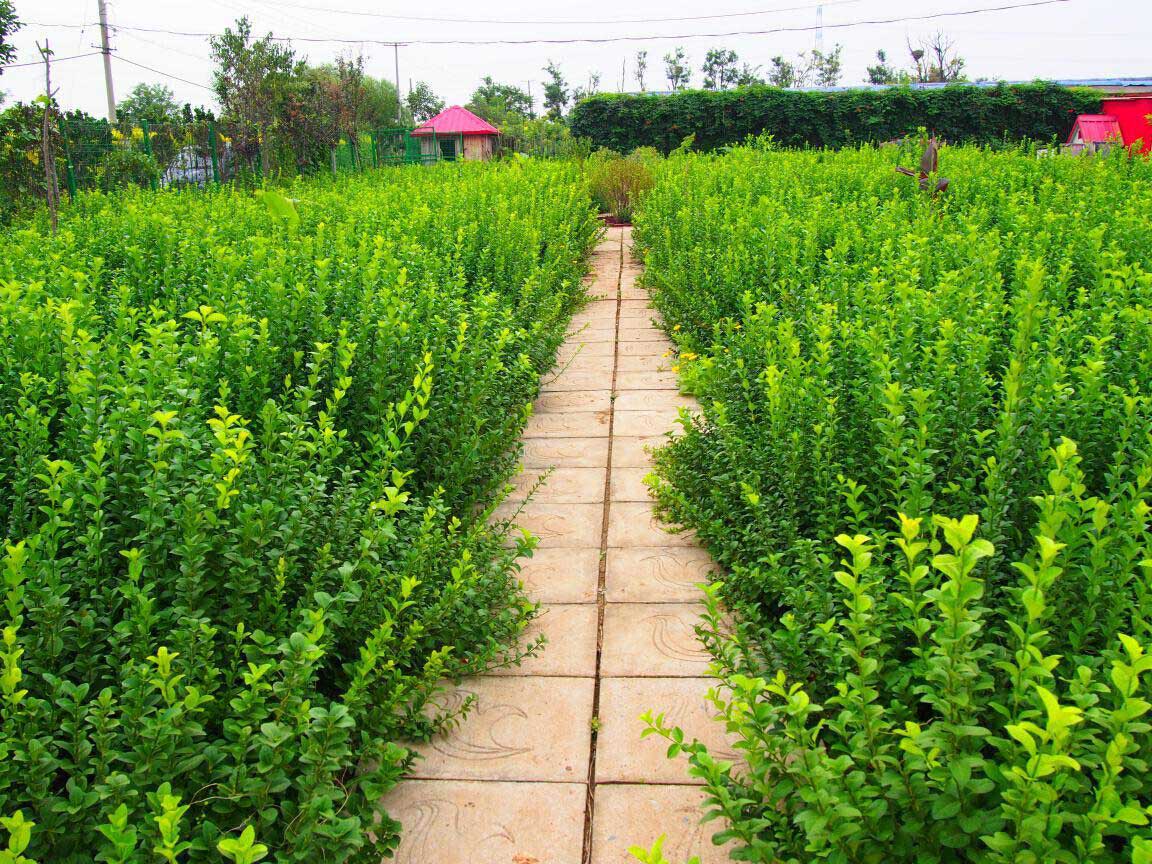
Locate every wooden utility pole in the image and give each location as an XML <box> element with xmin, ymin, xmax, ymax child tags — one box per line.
<box><xmin>393</xmin><ymin>43</ymin><xmax>401</xmax><ymax>124</ymax></box>
<box><xmin>97</xmin><ymin>0</ymin><xmax>116</xmax><ymax>122</ymax></box>
<box><xmin>37</xmin><ymin>41</ymin><xmax>61</xmax><ymax>234</ymax></box>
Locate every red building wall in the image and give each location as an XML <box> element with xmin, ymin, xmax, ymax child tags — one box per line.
<box><xmin>1102</xmin><ymin>98</ymin><xmax>1152</xmax><ymax>153</ymax></box>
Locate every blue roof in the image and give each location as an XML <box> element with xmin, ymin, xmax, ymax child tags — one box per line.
<box><xmin>629</xmin><ymin>77</ymin><xmax>1152</xmax><ymax>97</ymax></box>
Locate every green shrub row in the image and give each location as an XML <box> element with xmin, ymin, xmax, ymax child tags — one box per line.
<box><xmin>634</xmin><ymin>142</ymin><xmax>1152</xmax><ymax>861</ymax></box>
<box><xmin>570</xmin><ymin>82</ymin><xmax>1101</xmax><ymax>153</ymax></box>
<box><xmin>0</xmin><ymin>163</ymin><xmax>598</xmax><ymax>861</ymax></box>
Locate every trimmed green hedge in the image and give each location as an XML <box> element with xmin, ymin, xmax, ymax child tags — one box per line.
<box><xmin>569</xmin><ymin>82</ymin><xmax>1100</xmax><ymax>152</ymax></box>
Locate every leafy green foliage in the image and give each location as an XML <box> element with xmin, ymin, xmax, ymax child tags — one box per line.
<box><xmin>586</xmin><ymin>149</ymin><xmax>658</xmax><ymax>222</ymax></box>
<box><xmin>570</xmin><ymin>82</ymin><xmax>1100</xmax><ymax>153</ymax></box>
<box><xmin>634</xmin><ymin>142</ymin><xmax>1152</xmax><ymax>861</ymax></box>
<box><xmin>0</xmin><ymin>161</ymin><xmax>598</xmax><ymax>861</ymax></box>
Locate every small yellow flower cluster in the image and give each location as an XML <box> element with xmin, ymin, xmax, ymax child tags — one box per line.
<box><xmin>680</xmin><ymin>352</ymin><xmax>698</xmax><ymax>361</ymax></box>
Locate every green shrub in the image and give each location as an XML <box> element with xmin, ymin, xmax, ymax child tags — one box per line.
<box><xmin>587</xmin><ymin>151</ymin><xmax>656</xmax><ymax>222</ymax></box>
<box><xmin>0</xmin><ymin>162</ymin><xmax>598</xmax><ymax>861</ymax></box>
<box><xmin>98</xmin><ymin>148</ymin><xmax>161</xmax><ymax>191</ymax></box>
<box><xmin>571</xmin><ymin>82</ymin><xmax>1100</xmax><ymax>153</ymax></box>
<box><xmin>634</xmin><ymin>143</ymin><xmax>1152</xmax><ymax>861</ymax></box>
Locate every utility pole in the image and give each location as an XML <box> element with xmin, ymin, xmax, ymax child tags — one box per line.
<box><xmin>526</xmin><ymin>80</ymin><xmax>533</xmax><ymax>118</ymax></box>
<box><xmin>393</xmin><ymin>43</ymin><xmax>401</xmax><ymax>124</ymax></box>
<box><xmin>815</xmin><ymin>4</ymin><xmax>825</xmax><ymax>52</ymax></box>
<box><xmin>97</xmin><ymin>0</ymin><xmax>116</xmax><ymax>122</ymax></box>
<box><xmin>37</xmin><ymin>41</ymin><xmax>60</xmax><ymax>234</ymax></box>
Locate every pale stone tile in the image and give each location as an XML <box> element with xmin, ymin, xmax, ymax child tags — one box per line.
<box><xmin>595</xmin><ymin>678</ymin><xmax>736</xmax><ymax>785</ymax></box>
<box><xmin>611</xmin><ymin>437</ymin><xmax>665</xmax><ymax>468</ymax></box>
<box><xmin>509</xmin><ymin>467</ymin><xmax>606</xmax><ymax>504</ymax></box>
<box><xmin>495</xmin><ymin>501</ymin><xmax>604</xmax><ymax>548</ymax></box>
<box><xmin>524</xmin><ymin>410</ymin><xmax>611</xmax><ymax>439</ymax></box>
<box><xmin>492</xmin><ymin>604</ymin><xmax>598</xmax><ymax>677</ymax></box>
<box><xmin>617</xmin><ymin>328</ymin><xmax>671</xmax><ymax>342</ymax></box>
<box><xmin>556</xmin><ymin>340</ymin><xmax>616</xmax><ymax>358</ymax></box>
<box><xmin>618</xmin><ymin>340</ymin><xmax>672</xmax><ymax>357</ymax></box>
<box><xmin>410</xmin><ymin>676</ymin><xmax>593</xmax><ymax>781</ymax></box>
<box><xmin>620</xmin><ymin>299</ymin><xmax>656</xmax><ymax>312</ymax></box>
<box><xmin>614</xmin><ymin>391</ymin><xmax>698</xmax><ymax>412</ymax></box>
<box><xmin>614</xmin><ymin>371</ymin><xmax>680</xmax><ymax>391</ymax></box>
<box><xmin>599</xmin><ymin>604</ymin><xmax>710</xmax><ymax>677</ymax></box>
<box><xmin>620</xmin><ymin>288</ymin><xmax>649</xmax><ymax>299</ymax></box>
<box><xmin>614</xmin><ymin>410</ymin><xmax>686</xmax><ymax>438</ymax></box>
<box><xmin>553</xmin><ymin>354</ymin><xmax>615</xmax><ymax>374</ymax></box>
<box><xmin>383</xmin><ymin>779</ymin><xmax>586</xmax><ymax>864</ymax></box>
<box><xmin>541</xmin><ymin>370</ymin><xmax>614</xmax><ymax>392</ymax></box>
<box><xmin>568</xmin><ymin>316</ymin><xmax>616</xmax><ymax>330</ymax></box>
<box><xmin>579</xmin><ymin>300</ymin><xmax>618</xmax><ymax>318</ymax></box>
<box><xmin>518</xmin><ymin>547</ymin><xmax>600</xmax><ymax>604</ymax></box>
<box><xmin>606</xmin><ymin>547</ymin><xmax>714</xmax><ymax>603</ymax></box>
<box><xmin>607</xmin><ymin>502</ymin><xmax>695</xmax><ymax>548</ymax></box>
<box><xmin>590</xmin><ymin>784</ymin><xmax>735</xmax><ymax>863</ymax></box>
<box><xmin>609</xmin><ymin>467</ymin><xmax>654</xmax><ymax>502</ymax></box>
<box><xmin>535</xmin><ymin>390</ymin><xmax>612</xmax><ymax>413</ymax></box>
<box><xmin>616</xmin><ymin>354</ymin><xmax>673</xmax><ymax>373</ymax></box>
<box><xmin>565</xmin><ymin>328</ymin><xmax>617</xmax><ymax>343</ymax></box>
<box><xmin>522</xmin><ymin>437</ymin><xmax>609</xmax><ymax>468</ymax></box>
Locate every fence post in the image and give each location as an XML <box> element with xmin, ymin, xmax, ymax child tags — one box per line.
<box><xmin>141</xmin><ymin>120</ymin><xmax>158</xmax><ymax>190</ymax></box>
<box><xmin>209</xmin><ymin>121</ymin><xmax>221</xmax><ymax>184</ymax></box>
<box><xmin>371</xmin><ymin>131</ymin><xmax>379</xmax><ymax>168</ymax></box>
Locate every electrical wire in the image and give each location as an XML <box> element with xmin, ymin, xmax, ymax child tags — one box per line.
<box><xmin>269</xmin><ymin>0</ymin><xmax>866</xmax><ymax>26</ymax></box>
<box><xmin>111</xmin><ymin>53</ymin><xmax>216</xmax><ymax>92</ymax></box>
<box><xmin>24</xmin><ymin>0</ymin><xmax>1077</xmax><ymax>46</ymax></box>
<box><xmin>0</xmin><ymin>51</ymin><xmax>104</xmax><ymax>70</ymax></box>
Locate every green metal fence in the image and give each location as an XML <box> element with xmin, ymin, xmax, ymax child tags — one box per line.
<box><xmin>25</xmin><ymin>118</ymin><xmax>453</xmax><ymax>200</ymax></box>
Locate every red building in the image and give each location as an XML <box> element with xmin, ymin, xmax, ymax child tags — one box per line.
<box><xmin>1101</xmin><ymin>98</ymin><xmax>1152</xmax><ymax>153</ymax></box>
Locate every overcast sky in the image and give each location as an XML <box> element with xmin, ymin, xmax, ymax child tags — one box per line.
<box><xmin>3</xmin><ymin>0</ymin><xmax>1149</xmax><ymax>119</ymax></box>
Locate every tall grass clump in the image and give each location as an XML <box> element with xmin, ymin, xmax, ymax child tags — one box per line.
<box><xmin>634</xmin><ymin>141</ymin><xmax>1152</xmax><ymax>861</ymax></box>
<box><xmin>587</xmin><ymin>148</ymin><xmax>658</xmax><ymax>223</ymax></box>
<box><xmin>0</xmin><ymin>161</ymin><xmax>598</xmax><ymax>861</ymax></box>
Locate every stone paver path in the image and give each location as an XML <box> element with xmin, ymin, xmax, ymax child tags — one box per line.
<box><xmin>381</xmin><ymin>227</ymin><xmax>734</xmax><ymax>863</ymax></box>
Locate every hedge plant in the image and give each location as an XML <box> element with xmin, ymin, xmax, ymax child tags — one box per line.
<box><xmin>570</xmin><ymin>82</ymin><xmax>1100</xmax><ymax>153</ymax></box>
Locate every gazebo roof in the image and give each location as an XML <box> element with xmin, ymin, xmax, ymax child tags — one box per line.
<box><xmin>411</xmin><ymin>106</ymin><xmax>500</xmax><ymax>137</ymax></box>
<box><xmin>1068</xmin><ymin>114</ymin><xmax>1122</xmax><ymax>143</ymax></box>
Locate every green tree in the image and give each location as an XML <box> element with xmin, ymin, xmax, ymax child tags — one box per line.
<box><xmin>360</xmin><ymin>76</ymin><xmax>404</xmax><ymax>127</ymax></box>
<box><xmin>809</xmin><ymin>45</ymin><xmax>843</xmax><ymax>87</ymax></box>
<box><xmin>571</xmin><ymin>71</ymin><xmax>601</xmax><ymax>106</ymax></box>
<box><xmin>117</xmin><ymin>83</ymin><xmax>180</xmax><ymax>125</ymax></box>
<box><xmin>909</xmin><ymin>32</ymin><xmax>966</xmax><ymax>82</ymax></box>
<box><xmin>866</xmin><ymin>49</ymin><xmax>903</xmax><ymax>85</ymax></box>
<box><xmin>701</xmin><ymin>48</ymin><xmax>739</xmax><ymax>90</ymax></box>
<box><xmin>663</xmin><ymin>47</ymin><xmax>690</xmax><ymax>91</ymax></box>
<box><xmin>542</xmin><ymin>61</ymin><xmax>568</xmax><ymax>120</ymax></box>
<box><xmin>634</xmin><ymin>50</ymin><xmax>648</xmax><ymax>92</ymax></box>
<box><xmin>466</xmin><ymin>76</ymin><xmax>532</xmax><ymax>126</ymax></box>
<box><xmin>405</xmin><ymin>80</ymin><xmax>443</xmax><ymax>123</ymax></box>
<box><xmin>209</xmin><ymin>16</ymin><xmax>298</xmax><ymax>173</ymax></box>
<box><xmin>768</xmin><ymin>45</ymin><xmax>842</xmax><ymax>88</ymax></box>
<box><xmin>0</xmin><ymin>0</ymin><xmax>20</xmax><ymax>102</ymax></box>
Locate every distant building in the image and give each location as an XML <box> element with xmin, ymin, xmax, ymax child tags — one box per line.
<box><xmin>1066</xmin><ymin>114</ymin><xmax>1124</xmax><ymax>154</ymax></box>
<box><xmin>411</xmin><ymin>106</ymin><xmax>501</xmax><ymax>162</ymax></box>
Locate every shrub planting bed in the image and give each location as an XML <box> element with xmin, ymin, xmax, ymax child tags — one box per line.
<box><xmin>635</xmin><ymin>143</ymin><xmax>1152</xmax><ymax>861</ymax></box>
<box><xmin>0</xmin><ymin>163</ymin><xmax>597</xmax><ymax>861</ymax></box>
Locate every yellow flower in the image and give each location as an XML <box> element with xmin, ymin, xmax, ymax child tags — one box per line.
<box><xmin>672</xmin><ymin>324</ymin><xmax>681</xmax><ymax>332</ymax></box>
<box><xmin>111</xmin><ymin>128</ymin><xmax>124</xmax><ymax>142</ymax></box>
<box><xmin>681</xmin><ymin>352</ymin><xmax>698</xmax><ymax>361</ymax></box>
<box><xmin>671</xmin><ymin>364</ymin><xmax>680</xmax><ymax>373</ymax></box>
<box><xmin>130</xmin><ymin>127</ymin><xmax>144</xmax><ymax>142</ymax></box>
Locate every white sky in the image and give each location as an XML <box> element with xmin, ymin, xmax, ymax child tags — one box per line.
<box><xmin>3</xmin><ymin>0</ymin><xmax>1149</xmax><ymax>118</ymax></box>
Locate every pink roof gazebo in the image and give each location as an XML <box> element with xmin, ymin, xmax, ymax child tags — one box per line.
<box><xmin>411</xmin><ymin>106</ymin><xmax>501</xmax><ymax>161</ymax></box>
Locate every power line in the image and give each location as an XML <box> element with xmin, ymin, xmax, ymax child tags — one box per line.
<box><xmin>24</xmin><ymin>0</ymin><xmax>1077</xmax><ymax>47</ymax></box>
<box><xmin>269</xmin><ymin>0</ymin><xmax>866</xmax><ymax>26</ymax></box>
<box><xmin>0</xmin><ymin>51</ymin><xmax>104</xmax><ymax>70</ymax></box>
<box><xmin>112</xmin><ymin>54</ymin><xmax>216</xmax><ymax>92</ymax></box>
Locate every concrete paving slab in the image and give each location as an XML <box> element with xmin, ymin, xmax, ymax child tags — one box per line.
<box><xmin>535</xmin><ymin>390</ymin><xmax>612</xmax><ymax>413</ymax></box>
<box><xmin>595</xmin><ymin>678</ymin><xmax>737</xmax><ymax>784</ymax></box>
<box><xmin>383</xmin><ymin>779</ymin><xmax>586</xmax><ymax>864</ymax></box>
<box><xmin>410</xmin><ymin>676</ymin><xmax>593</xmax><ymax>782</ymax></box>
<box><xmin>590</xmin><ymin>784</ymin><xmax>736</xmax><ymax>863</ymax></box>
<box><xmin>509</xmin><ymin>467</ymin><xmax>606</xmax><ymax>504</ymax></box>
<box><xmin>494</xmin><ymin>501</ymin><xmax>604</xmax><ymax>548</ymax></box>
<box><xmin>607</xmin><ymin>502</ymin><xmax>696</xmax><ymax>548</ymax></box>
<box><xmin>522</xmin><ymin>437</ymin><xmax>610</xmax><ymax>468</ymax></box>
<box><xmin>609</xmin><ymin>467</ymin><xmax>655</xmax><ymax>502</ymax></box>
<box><xmin>523</xmin><ymin>410</ymin><xmax>611</xmax><ymax>439</ymax></box>
<box><xmin>606</xmin><ymin>547</ymin><xmax>715</xmax><ymax>603</ymax></box>
<box><xmin>517</xmin><ymin>547</ymin><xmax>601</xmax><ymax>604</ymax></box>
<box><xmin>492</xmin><ymin>604</ymin><xmax>598</xmax><ymax>677</ymax></box>
<box><xmin>600</xmin><ymin>604</ymin><xmax>711</xmax><ymax>677</ymax></box>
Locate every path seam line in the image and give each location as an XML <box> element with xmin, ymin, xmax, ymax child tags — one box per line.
<box><xmin>581</xmin><ymin>227</ymin><xmax>624</xmax><ymax>864</ymax></box>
